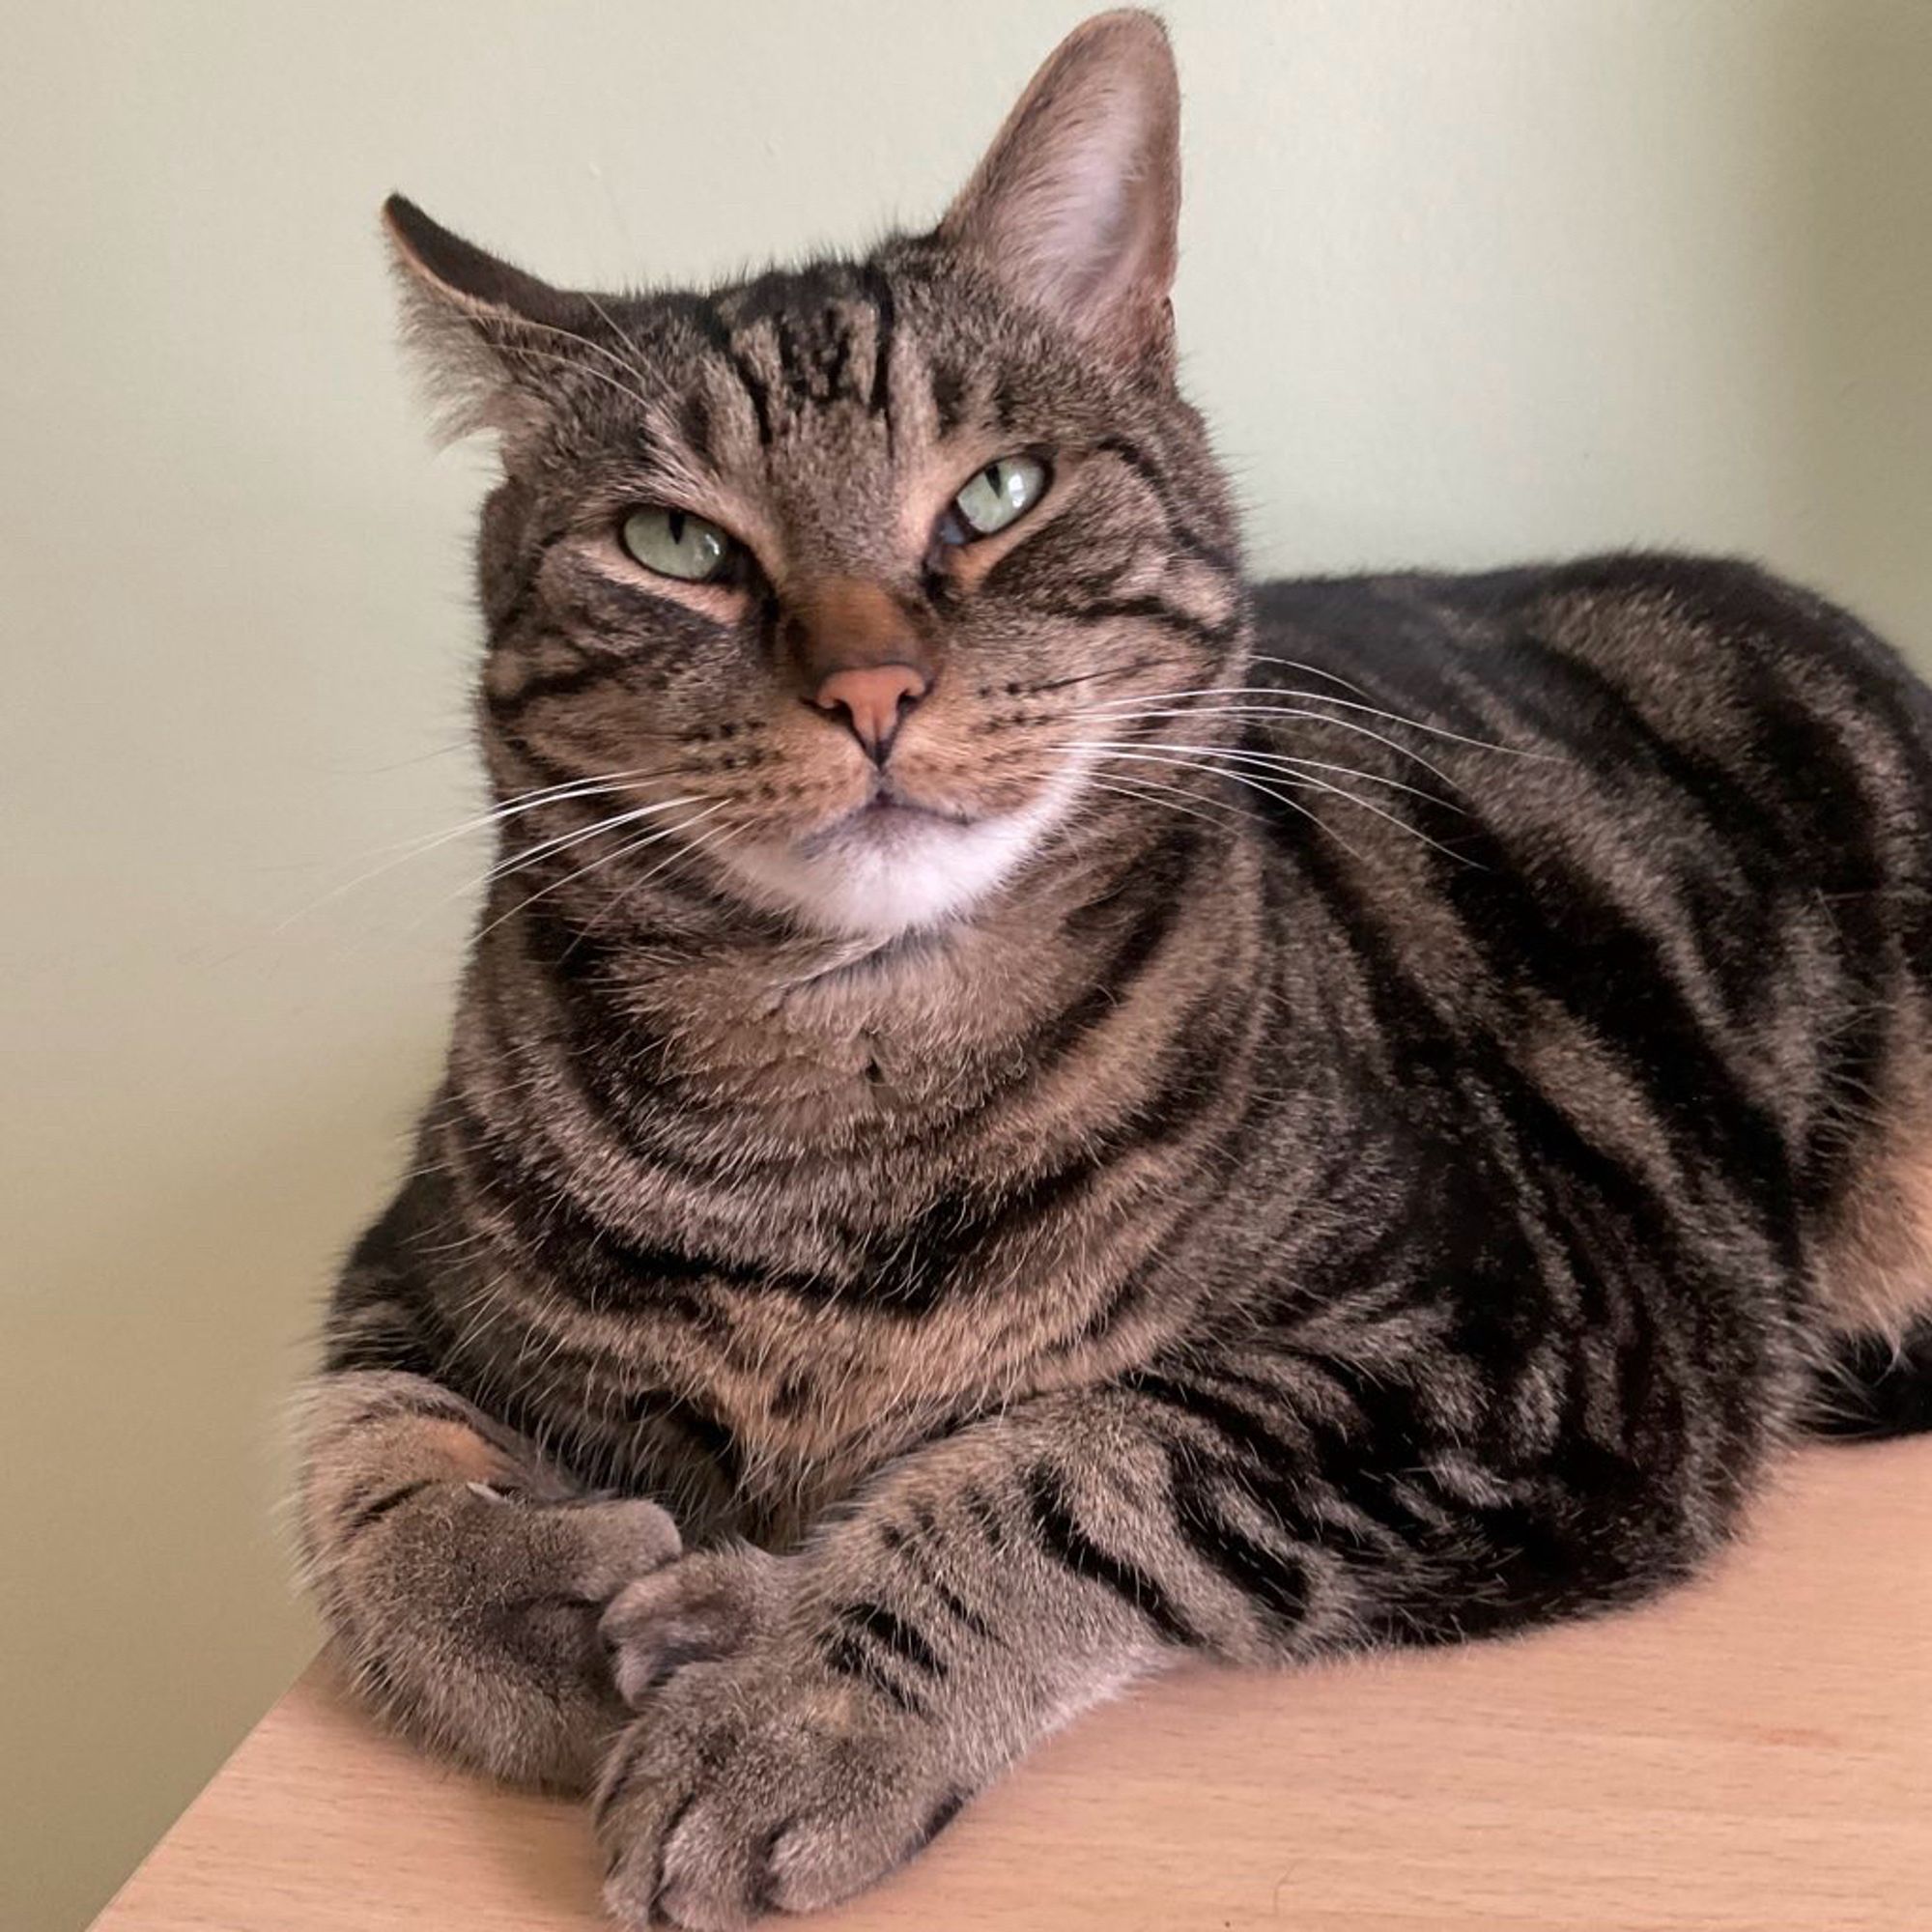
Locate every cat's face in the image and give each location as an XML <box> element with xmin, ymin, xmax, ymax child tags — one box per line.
<box><xmin>394</xmin><ymin>13</ymin><xmax>1241</xmax><ymax>941</ymax></box>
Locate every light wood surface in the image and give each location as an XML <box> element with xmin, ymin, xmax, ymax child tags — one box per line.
<box><xmin>96</xmin><ymin>1443</ymin><xmax>1930</xmax><ymax>1932</ymax></box>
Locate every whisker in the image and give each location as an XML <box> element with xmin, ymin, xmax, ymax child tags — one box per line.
<box><xmin>1234</xmin><ymin>764</ymin><xmax>1473</xmax><ymax>863</ymax></box>
<box><xmin>379</xmin><ymin>769</ymin><xmax>672</xmax><ymax>857</ymax></box>
<box><xmin>1080</xmin><ymin>684</ymin><xmax>1551</xmax><ymax>759</ymax></box>
<box><xmin>1244</xmin><ymin>654</ymin><xmax>1375</xmax><ymax>698</ymax></box>
<box><xmin>478</xmin><ymin>793</ymin><xmax>713</xmax><ymax>892</ymax></box>
<box><xmin>275</xmin><ymin>767</ymin><xmax>685</xmax><ymax>930</ymax></box>
<box><xmin>1060</xmin><ymin>745</ymin><xmax>1367</xmax><ymax>861</ymax></box>
<box><xmin>577</xmin><ymin>292</ymin><xmax>675</xmax><ymax>407</ymax></box>
<box><xmin>582</xmin><ymin>818</ymin><xmax>746</xmax><ymax>940</ymax></box>
<box><xmin>1053</xmin><ymin>768</ymin><xmax>1235</xmax><ymax>837</ymax></box>
<box><xmin>1070</xmin><ymin>703</ymin><xmax>1463</xmax><ymax>791</ymax></box>
<box><xmin>1065</xmin><ymin>736</ymin><xmax>1466</xmax><ymax>812</ymax></box>
<box><xmin>1009</xmin><ymin>652</ymin><xmax>1205</xmax><ymax>699</ymax></box>
<box><xmin>489</xmin><ymin>312</ymin><xmax>663</xmax><ymax>417</ymax></box>
<box><xmin>1064</xmin><ymin>743</ymin><xmax>1475</xmax><ymax>865</ymax></box>
<box><xmin>418</xmin><ymin>796</ymin><xmax>712</xmax><ymax>931</ymax></box>
<box><xmin>1072</xmin><ymin>768</ymin><xmax>1266</xmax><ymax>835</ymax></box>
<box><xmin>473</xmin><ymin>800</ymin><xmax>730</xmax><ymax>943</ymax></box>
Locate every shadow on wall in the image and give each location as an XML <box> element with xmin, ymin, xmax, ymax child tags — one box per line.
<box><xmin>1178</xmin><ymin>0</ymin><xmax>1932</xmax><ymax>666</ymax></box>
<box><xmin>0</xmin><ymin>1035</ymin><xmax>440</xmax><ymax>1932</ymax></box>
<box><xmin>1795</xmin><ymin>3</ymin><xmax>1932</xmax><ymax>653</ymax></box>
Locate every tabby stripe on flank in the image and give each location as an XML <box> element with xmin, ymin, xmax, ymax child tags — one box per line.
<box><xmin>876</xmin><ymin>1524</ymin><xmax>998</xmax><ymax>1638</ymax></box>
<box><xmin>1023</xmin><ymin>1463</ymin><xmax>1201</xmax><ymax>1646</ymax></box>
<box><xmin>1166</xmin><ymin>1450</ymin><xmax>1313</xmax><ymax>1627</ymax></box>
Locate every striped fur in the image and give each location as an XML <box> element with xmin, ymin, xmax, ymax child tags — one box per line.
<box><xmin>298</xmin><ymin>14</ymin><xmax>1932</xmax><ymax>1927</ymax></box>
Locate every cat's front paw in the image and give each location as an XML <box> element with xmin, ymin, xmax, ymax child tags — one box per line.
<box><xmin>599</xmin><ymin>1543</ymin><xmax>784</xmax><ymax>1710</ymax></box>
<box><xmin>335</xmin><ymin>1479</ymin><xmax>682</xmax><ymax>1788</ymax></box>
<box><xmin>593</xmin><ymin>1648</ymin><xmax>972</xmax><ymax>1930</ymax></box>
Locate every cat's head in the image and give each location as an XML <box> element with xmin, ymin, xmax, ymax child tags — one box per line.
<box><xmin>391</xmin><ymin>10</ymin><xmax>1243</xmax><ymax>943</ymax></box>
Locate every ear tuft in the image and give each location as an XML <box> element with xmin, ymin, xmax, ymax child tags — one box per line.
<box><xmin>383</xmin><ymin>196</ymin><xmax>590</xmax><ymax>333</ymax></box>
<box><xmin>937</xmin><ymin>11</ymin><xmax>1181</xmax><ymax>365</ymax></box>
<box><xmin>381</xmin><ymin>196</ymin><xmax>591</xmax><ymax>443</ymax></box>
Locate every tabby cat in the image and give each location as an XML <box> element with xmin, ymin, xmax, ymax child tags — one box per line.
<box><xmin>298</xmin><ymin>12</ymin><xmax>1932</xmax><ymax>1927</ymax></box>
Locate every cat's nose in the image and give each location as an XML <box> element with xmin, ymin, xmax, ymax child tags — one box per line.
<box><xmin>811</xmin><ymin>663</ymin><xmax>929</xmax><ymax>766</ymax></box>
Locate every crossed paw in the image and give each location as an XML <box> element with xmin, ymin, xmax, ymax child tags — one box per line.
<box><xmin>593</xmin><ymin>1550</ymin><xmax>971</xmax><ymax>1930</ymax></box>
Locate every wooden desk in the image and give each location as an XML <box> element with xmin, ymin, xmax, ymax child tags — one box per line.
<box><xmin>95</xmin><ymin>1442</ymin><xmax>1931</xmax><ymax>1932</ymax></box>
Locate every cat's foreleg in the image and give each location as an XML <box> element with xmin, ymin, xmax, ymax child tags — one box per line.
<box><xmin>298</xmin><ymin>1368</ymin><xmax>680</xmax><ymax>1790</ymax></box>
<box><xmin>592</xmin><ymin>1384</ymin><xmax>1332</xmax><ymax>1929</ymax></box>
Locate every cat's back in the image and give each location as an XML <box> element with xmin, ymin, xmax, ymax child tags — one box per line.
<box><xmin>1247</xmin><ymin>550</ymin><xmax>1932</xmax><ymax>891</ymax></box>
<box><xmin>1243</xmin><ymin>551</ymin><xmax>1932</xmax><ymax>1336</ymax></box>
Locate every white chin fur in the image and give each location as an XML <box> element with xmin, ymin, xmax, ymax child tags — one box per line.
<box><xmin>722</xmin><ymin>778</ymin><xmax>1077</xmax><ymax>940</ymax></box>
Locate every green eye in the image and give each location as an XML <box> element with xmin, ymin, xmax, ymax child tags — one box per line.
<box><xmin>619</xmin><ymin>506</ymin><xmax>733</xmax><ymax>582</ymax></box>
<box><xmin>950</xmin><ymin>454</ymin><xmax>1049</xmax><ymax>539</ymax></box>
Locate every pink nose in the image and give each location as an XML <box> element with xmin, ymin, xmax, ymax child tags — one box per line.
<box><xmin>811</xmin><ymin>663</ymin><xmax>929</xmax><ymax>764</ymax></box>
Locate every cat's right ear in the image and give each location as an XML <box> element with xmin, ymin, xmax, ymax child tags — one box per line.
<box><xmin>937</xmin><ymin>11</ymin><xmax>1182</xmax><ymax>369</ymax></box>
<box><xmin>382</xmin><ymin>195</ymin><xmax>593</xmax><ymax>442</ymax></box>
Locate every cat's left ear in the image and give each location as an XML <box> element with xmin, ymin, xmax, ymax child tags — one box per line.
<box><xmin>936</xmin><ymin>11</ymin><xmax>1181</xmax><ymax>369</ymax></box>
<box><xmin>382</xmin><ymin>194</ymin><xmax>595</xmax><ymax>441</ymax></box>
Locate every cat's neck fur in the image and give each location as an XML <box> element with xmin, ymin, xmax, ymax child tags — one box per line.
<box><xmin>479</xmin><ymin>798</ymin><xmax>1248</xmax><ymax>1163</ymax></box>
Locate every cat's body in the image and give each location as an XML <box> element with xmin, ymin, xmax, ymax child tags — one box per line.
<box><xmin>298</xmin><ymin>15</ymin><xmax>1932</xmax><ymax>1929</ymax></box>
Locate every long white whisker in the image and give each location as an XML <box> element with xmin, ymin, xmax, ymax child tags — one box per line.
<box><xmin>1065</xmin><ymin>737</ymin><xmax>1465</xmax><ymax>812</ymax></box>
<box><xmin>473</xmin><ymin>800</ymin><xmax>730</xmax><ymax>943</ymax></box>
<box><xmin>1244</xmin><ymin>654</ymin><xmax>1376</xmax><ymax>698</ymax></box>
<box><xmin>1229</xmin><ymin>763</ymin><xmax>1472</xmax><ymax>862</ymax></box>
<box><xmin>1064</xmin><ymin>744</ymin><xmax>1474</xmax><ymax>865</ymax></box>
<box><xmin>377</xmin><ymin>772</ymin><xmax>668</xmax><ymax>860</ymax></box>
<box><xmin>274</xmin><ymin>768</ymin><xmax>682</xmax><ymax>931</ymax></box>
<box><xmin>584</xmin><ymin>818</ymin><xmax>746</xmax><ymax>938</ymax></box>
<box><xmin>579</xmin><ymin>291</ymin><xmax>660</xmax><ymax>390</ymax></box>
<box><xmin>492</xmin><ymin>313</ymin><xmax>662</xmax><ymax>416</ymax></box>
<box><xmin>1080</xmin><ymin>684</ymin><xmax>1551</xmax><ymax>759</ymax></box>
<box><xmin>415</xmin><ymin>795</ymin><xmax>712</xmax><ymax>932</ymax></box>
<box><xmin>1077</xmin><ymin>771</ymin><xmax>1256</xmax><ymax>836</ymax></box>
<box><xmin>481</xmin><ymin>793</ymin><xmax>712</xmax><ymax>891</ymax></box>
<box><xmin>1070</xmin><ymin>703</ymin><xmax>1463</xmax><ymax>790</ymax></box>
<box><xmin>1067</xmin><ymin>746</ymin><xmax>1366</xmax><ymax>860</ymax></box>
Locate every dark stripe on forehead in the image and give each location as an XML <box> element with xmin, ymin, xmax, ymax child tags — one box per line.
<box><xmin>732</xmin><ymin>342</ymin><xmax>775</xmax><ymax>445</ymax></box>
<box><xmin>677</xmin><ymin>291</ymin><xmax>776</xmax><ymax>445</ymax></box>
<box><xmin>774</xmin><ymin>312</ymin><xmax>810</xmax><ymax>415</ymax></box>
<box><xmin>859</xmin><ymin>264</ymin><xmax>895</xmax><ymax>417</ymax></box>
<box><xmin>821</xmin><ymin>308</ymin><xmax>855</xmax><ymax>405</ymax></box>
<box><xmin>930</xmin><ymin>360</ymin><xmax>968</xmax><ymax>439</ymax></box>
<box><xmin>676</xmin><ymin>388</ymin><xmax>716</xmax><ymax>468</ymax></box>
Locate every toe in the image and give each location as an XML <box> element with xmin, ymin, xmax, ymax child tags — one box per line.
<box><xmin>601</xmin><ymin>1553</ymin><xmax>759</xmax><ymax>1709</ymax></box>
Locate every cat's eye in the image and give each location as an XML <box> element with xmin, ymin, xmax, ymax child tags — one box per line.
<box><xmin>619</xmin><ymin>506</ymin><xmax>734</xmax><ymax>583</ymax></box>
<box><xmin>946</xmin><ymin>455</ymin><xmax>1050</xmax><ymax>541</ymax></box>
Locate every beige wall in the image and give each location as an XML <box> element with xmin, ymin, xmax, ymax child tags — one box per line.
<box><xmin>4</xmin><ymin>3</ymin><xmax>1928</xmax><ymax>1925</ymax></box>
